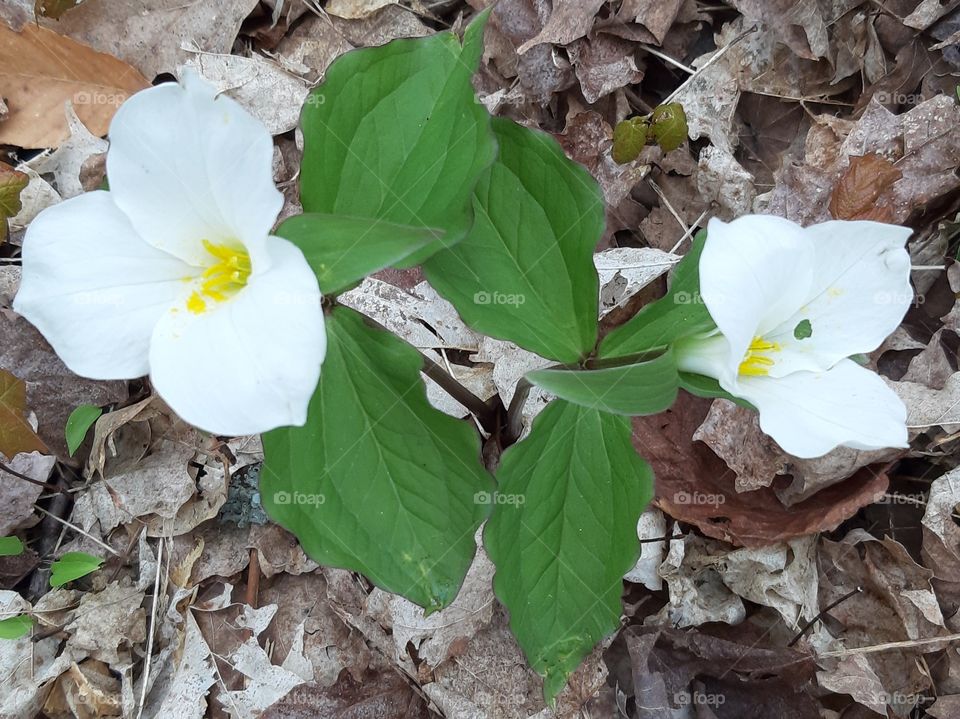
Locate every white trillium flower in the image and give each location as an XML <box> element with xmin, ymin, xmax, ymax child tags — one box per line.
<box><xmin>14</xmin><ymin>74</ymin><xmax>326</xmax><ymax>436</ymax></box>
<box><xmin>675</xmin><ymin>215</ymin><xmax>912</xmax><ymax>459</ymax></box>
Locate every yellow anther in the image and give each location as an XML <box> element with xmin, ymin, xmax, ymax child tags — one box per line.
<box><xmin>738</xmin><ymin>336</ymin><xmax>781</xmax><ymax>377</ymax></box>
<box><xmin>186</xmin><ymin>240</ymin><xmax>252</xmax><ymax>314</ymax></box>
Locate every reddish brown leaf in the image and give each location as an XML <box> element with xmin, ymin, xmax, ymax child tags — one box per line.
<box><xmin>0</xmin><ymin>368</ymin><xmax>48</xmax><ymax>458</ymax></box>
<box><xmin>631</xmin><ymin>392</ymin><xmax>890</xmax><ymax>546</ymax></box>
<box><xmin>0</xmin><ymin>162</ymin><xmax>28</xmax><ymax>245</ymax></box>
<box><xmin>828</xmin><ymin>153</ymin><xmax>902</xmax><ymax>222</ymax></box>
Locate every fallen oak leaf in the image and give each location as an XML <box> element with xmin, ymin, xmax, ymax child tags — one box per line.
<box><xmin>0</xmin><ymin>22</ymin><xmax>149</xmax><ymax>148</ymax></box>
<box><xmin>829</xmin><ymin>154</ymin><xmax>902</xmax><ymax>222</ymax></box>
<box><xmin>0</xmin><ymin>368</ymin><xmax>48</xmax><ymax>457</ymax></box>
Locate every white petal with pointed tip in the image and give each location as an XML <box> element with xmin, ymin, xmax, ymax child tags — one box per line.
<box><xmin>699</xmin><ymin>216</ymin><xmax>815</xmax><ymax>379</ymax></box>
<box><xmin>106</xmin><ymin>71</ymin><xmax>282</xmax><ymax>270</ymax></box>
<box><xmin>148</xmin><ymin>236</ymin><xmax>325</xmax><ymax>436</ymax></box>
<box><xmin>763</xmin><ymin>220</ymin><xmax>913</xmax><ymax>377</ymax></box>
<box><xmin>13</xmin><ymin>191</ymin><xmax>193</xmax><ymax>380</ymax></box>
<box><xmin>731</xmin><ymin>359</ymin><xmax>908</xmax><ymax>458</ymax></box>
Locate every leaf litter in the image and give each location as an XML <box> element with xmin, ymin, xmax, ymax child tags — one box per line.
<box><xmin>2</xmin><ymin>0</ymin><xmax>960</xmax><ymax>717</ymax></box>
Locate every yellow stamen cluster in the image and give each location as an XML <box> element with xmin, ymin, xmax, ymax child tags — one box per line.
<box><xmin>186</xmin><ymin>240</ymin><xmax>252</xmax><ymax>314</ymax></box>
<box><xmin>738</xmin><ymin>336</ymin><xmax>781</xmax><ymax>377</ymax></box>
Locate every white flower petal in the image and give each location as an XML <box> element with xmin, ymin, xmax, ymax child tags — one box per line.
<box><xmin>106</xmin><ymin>72</ymin><xmax>282</xmax><ymax>269</ymax></box>
<box><xmin>728</xmin><ymin>359</ymin><xmax>908</xmax><ymax>458</ymax></box>
<box><xmin>13</xmin><ymin>191</ymin><xmax>192</xmax><ymax>380</ymax></box>
<box><xmin>764</xmin><ymin>220</ymin><xmax>913</xmax><ymax>377</ymax></box>
<box><xmin>700</xmin><ymin>215</ymin><xmax>815</xmax><ymax>380</ymax></box>
<box><xmin>148</xmin><ymin>236</ymin><xmax>325</xmax><ymax>436</ymax></box>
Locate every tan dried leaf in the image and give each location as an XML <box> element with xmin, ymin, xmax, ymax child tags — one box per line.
<box><xmin>828</xmin><ymin>153</ymin><xmax>902</xmax><ymax>222</ymax></box>
<box><xmin>0</xmin><ymin>23</ymin><xmax>148</xmax><ymax>148</ymax></box>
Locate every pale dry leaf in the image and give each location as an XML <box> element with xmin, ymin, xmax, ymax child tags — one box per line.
<box><xmin>220</xmin><ymin>637</ymin><xmax>309</xmax><ymax>718</ymax></box>
<box><xmin>624</xmin><ymin>508</ymin><xmax>670</xmax><ymax>590</ymax></box>
<box><xmin>0</xmin><ymin>451</ymin><xmax>53</xmax><ymax>534</ymax></box>
<box><xmin>903</xmin><ymin>0</ymin><xmax>960</xmax><ymax>30</ymax></box>
<box><xmin>594</xmin><ymin>247</ymin><xmax>679</xmax><ymax>318</ymax></box>
<box><xmin>9</xmin><ymin>165</ymin><xmax>62</xmax><ymax>232</ymax></box>
<box><xmin>817</xmin><ymin>653</ymin><xmax>888</xmax><ymax>715</ymax></box>
<box><xmin>921</xmin><ymin>468</ymin><xmax>960</xmax><ymax>596</ymax></box>
<box><xmin>894</xmin><ymin>373</ymin><xmax>960</xmax><ymax>432</ymax></box>
<box><xmin>64</xmin><ymin>581</ymin><xmax>146</xmax><ymax>666</ymax></box>
<box><xmin>618</xmin><ymin>0</ymin><xmax>683</xmax><ymax>45</ymax></box>
<box><xmin>325</xmin><ymin>0</ymin><xmax>396</xmax><ymax>19</ymax></box>
<box><xmin>696</xmin><ymin>145</ymin><xmax>755</xmax><ymax>218</ymax></box>
<box><xmin>567</xmin><ymin>34</ymin><xmax>643</xmax><ymax>104</ymax></box>
<box><xmin>179</xmin><ymin>54</ymin><xmax>309</xmax><ymax>135</ymax></box>
<box><xmin>141</xmin><ymin>612</ymin><xmax>215</xmax><ymax>719</ymax></box>
<box><xmin>657</xmin><ymin>535</ymin><xmax>746</xmax><ymax>627</ymax></box>
<box><xmin>31</xmin><ymin>0</ymin><xmax>260</xmax><ymax>80</ymax></box>
<box><xmin>28</xmin><ymin>102</ymin><xmax>108</xmax><ymax>199</ymax></box>
<box><xmin>0</xmin><ymin>22</ymin><xmax>148</xmax><ymax>148</ymax></box>
<box><xmin>71</xmin><ymin>440</ymin><xmax>197</xmax><ymax>535</ymax></box>
<box><xmin>0</xmin><ymin>590</ymin><xmax>75</xmax><ymax>718</ymax></box>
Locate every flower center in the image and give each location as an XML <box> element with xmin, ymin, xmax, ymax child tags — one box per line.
<box><xmin>186</xmin><ymin>240</ymin><xmax>252</xmax><ymax>314</ymax></box>
<box><xmin>738</xmin><ymin>336</ymin><xmax>781</xmax><ymax>377</ymax></box>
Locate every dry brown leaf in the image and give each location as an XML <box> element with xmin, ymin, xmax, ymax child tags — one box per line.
<box><xmin>25</xmin><ymin>0</ymin><xmax>260</xmax><ymax>81</ymax></box>
<box><xmin>325</xmin><ymin>0</ymin><xmax>396</xmax><ymax>19</ymax></box>
<box><xmin>35</xmin><ymin>0</ymin><xmax>84</xmax><ymax>19</ymax></box>
<box><xmin>516</xmin><ymin>0</ymin><xmax>607</xmax><ymax>54</ymax></box>
<box><xmin>0</xmin><ymin>22</ymin><xmax>148</xmax><ymax>148</ymax></box>
<box><xmin>0</xmin><ymin>367</ymin><xmax>48</xmax><ymax>457</ymax></box>
<box><xmin>632</xmin><ymin>392</ymin><xmax>891</xmax><ymax>546</ymax></box>
<box><xmin>828</xmin><ymin>153</ymin><xmax>902</xmax><ymax>222</ymax></box>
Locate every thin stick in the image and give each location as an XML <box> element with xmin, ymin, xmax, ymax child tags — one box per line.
<box><xmin>135</xmin><ymin>537</ymin><xmax>164</xmax><ymax>719</ymax></box>
<box><xmin>32</xmin><ymin>504</ymin><xmax>121</xmax><ymax>557</ymax></box>
<box><xmin>245</xmin><ymin>549</ymin><xmax>260</xmax><ymax>609</ymax></box>
<box><xmin>817</xmin><ymin>632</ymin><xmax>960</xmax><ymax>659</ymax></box>
<box><xmin>662</xmin><ymin>24</ymin><xmax>758</xmax><ymax>106</ymax></box>
<box><xmin>0</xmin><ymin>460</ymin><xmax>68</xmax><ymax>495</ymax></box>
<box><xmin>640</xmin><ymin>45</ymin><xmax>694</xmax><ymax>74</ymax></box>
<box><xmin>788</xmin><ymin>586</ymin><xmax>862</xmax><ymax>647</ymax></box>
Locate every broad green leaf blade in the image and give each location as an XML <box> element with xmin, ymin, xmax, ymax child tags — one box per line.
<box><xmin>526</xmin><ymin>350</ymin><xmax>678</xmax><ymax>416</ymax></box>
<box><xmin>276</xmin><ymin>213</ymin><xmax>443</xmax><ymax>296</ymax></box>
<box><xmin>599</xmin><ymin>230</ymin><xmax>714</xmax><ymax>359</ymax></box>
<box><xmin>0</xmin><ymin>614</ymin><xmax>31</xmax><ymax>639</ymax></box>
<box><xmin>50</xmin><ymin>552</ymin><xmax>103</xmax><ymax>587</ymax></box>
<box><xmin>261</xmin><ymin>307</ymin><xmax>494</xmax><ymax>612</ymax></box>
<box><xmin>299</xmin><ymin>11</ymin><xmax>495</xmax><ymax>263</ymax></box>
<box><xmin>65</xmin><ymin>404</ymin><xmax>102</xmax><ymax>457</ymax></box>
<box><xmin>0</xmin><ymin>536</ymin><xmax>24</xmax><ymax>556</ymax></box>
<box><xmin>424</xmin><ymin>118</ymin><xmax>603</xmax><ymax>363</ymax></box>
<box><xmin>485</xmin><ymin>400</ymin><xmax>652</xmax><ymax>701</ymax></box>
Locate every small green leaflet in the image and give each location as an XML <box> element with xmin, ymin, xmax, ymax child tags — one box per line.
<box><xmin>649</xmin><ymin>103</ymin><xmax>688</xmax><ymax>152</ymax></box>
<box><xmin>298</xmin><ymin>10</ymin><xmax>495</xmax><ymax>264</ymax></box>
<box><xmin>276</xmin><ymin>214</ymin><xmax>443</xmax><ymax>295</ymax></box>
<box><xmin>65</xmin><ymin>404</ymin><xmax>102</xmax><ymax>456</ymax></box>
<box><xmin>424</xmin><ymin>117</ymin><xmax>603</xmax><ymax>363</ymax></box>
<box><xmin>261</xmin><ymin>307</ymin><xmax>494</xmax><ymax>612</ymax></box>
<box><xmin>794</xmin><ymin>319</ymin><xmax>813</xmax><ymax>340</ymax></box>
<box><xmin>0</xmin><ymin>615</ymin><xmax>32</xmax><ymax>640</ymax></box>
<box><xmin>50</xmin><ymin>552</ymin><xmax>103</xmax><ymax>587</ymax></box>
<box><xmin>599</xmin><ymin>230</ymin><xmax>715</xmax><ymax>359</ymax></box>
<box><xmin>0</xmin><ymin>536</ymin><xmax>24</xmax><ymax>556</ymax></box>
<box><xmin>612</xmin><ymin>117</ymin><xmax>648</xmax><ymax>164</ymax></box>
<box><xmin>526</xmin><ymin>349</ymin><xmax>679</xmax><ymax>416</ymax></box>
<box><xmin>485</xmin><ymin>400</ymin><xmax>653</xmax><ymax>701</ymax></box>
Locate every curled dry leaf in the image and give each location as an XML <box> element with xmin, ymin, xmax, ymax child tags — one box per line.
<box><xmin>632</xmin><ymin>392</ymin><xmax>891</xmax><ymax>546</ymax></box>
<box><xmin>0</xmin><ymin>163</ymin><xmax>28</xmax><ymax>245</ymax></box>
<box><xmin>0</xmin><ymin>367</ymin><xmax>48</xmax><ymax>457</ymax></box>
<box><xmin>828</xmin><ymin>153</ymin><xmax>902</xmax><ymax>222</ymax></box>
<box><xmin>0</xmin><ymin>23</ymin><xmax>149</xmax><ymax>148</ymax></box>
